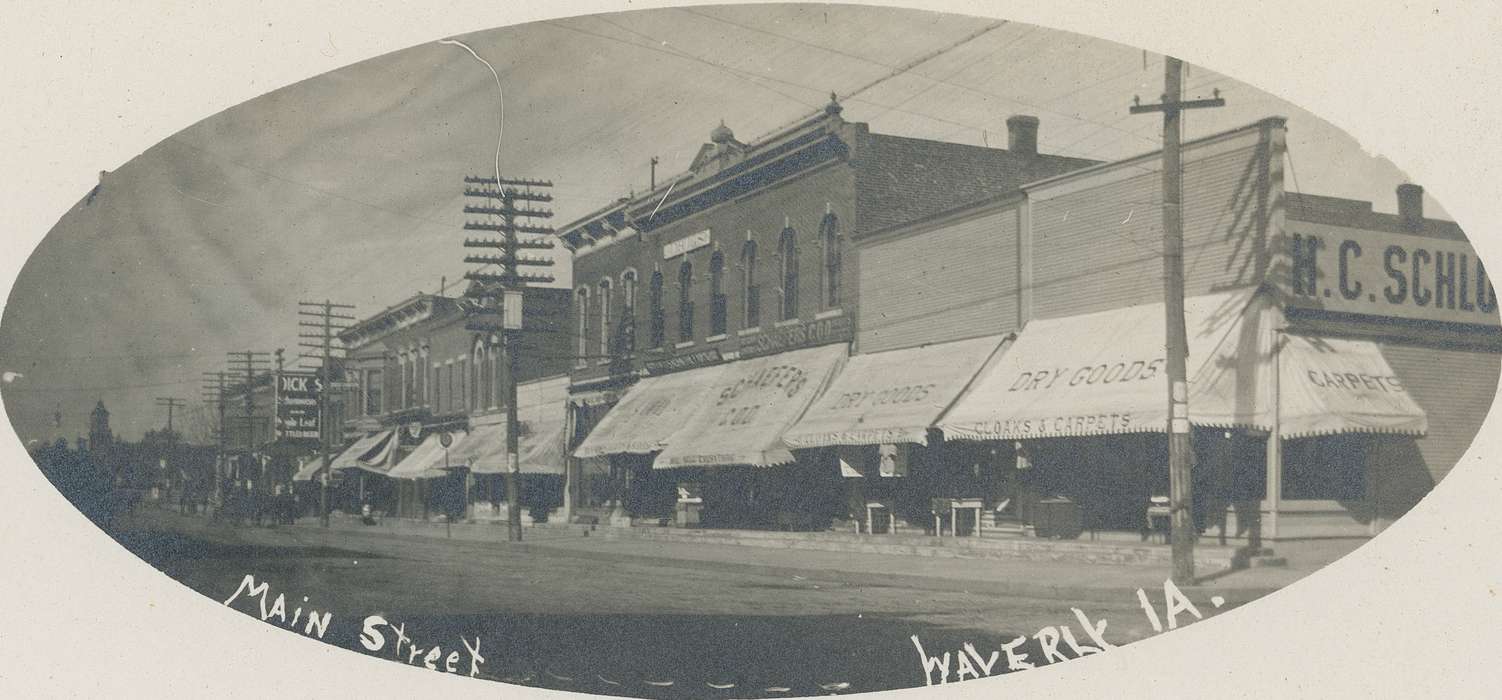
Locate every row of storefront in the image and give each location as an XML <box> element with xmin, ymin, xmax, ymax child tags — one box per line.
<box><xmin>297</xmin><ymin>100</ymin><xmax>1496</xmax><ymax>542</ymax></box>
<box><xmin>556</xmin><ymin>110</ymin><xmax>1498</xmax><ymax>541</ymax></box>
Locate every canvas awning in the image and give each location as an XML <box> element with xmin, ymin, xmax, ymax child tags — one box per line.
<box><xmin>456</xmin><ymin>411</ymin><xmax>569</xmax><ymax>476</ymax></box>
<box><xmin>936</xmin><ymin>287</ymin><xmax>1427</xmax><ymax>441</ymax></box>
<box><xmin>937</xmin><ymin>289</ymin><xmax>1270</xmax><ymax>440</ymax></box>
<box><xmin>1276</xmin><ymin>334</ymin><xmax>1428</xmax><ymax>438</ymax></box>
<box><xmin>387</xmin><ymin>430</ymin><xmax>467</xmax><ymax>480</ymax></box>
<box><xmin>782</xmin><ymin>334</ymin><xmax>1010</xmax><ymax>448</ymax></box>
<box><xmin>653</xmin><ymin>343</ymin><xmax>849</xmax><ymax>468</ymax></box>
<box><xmin>573</xmin><ymin>363</ymin><xmax>729</xmax><ymax>458</ymax></box>
<box><xmin>291</xmin><ymin>457</ymin><xmax>324</xmax><ymax>482</ymax></box>
<box><xmin>328</xmin><ymin>430</ymin><xmax>397</xmax><ymax>474</ymax></box>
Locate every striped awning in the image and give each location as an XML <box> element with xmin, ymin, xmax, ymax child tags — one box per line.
<box><xmin>328</xmin><ymin>430</ymin><xmax>396</xmax><ymax>474</ymax></box>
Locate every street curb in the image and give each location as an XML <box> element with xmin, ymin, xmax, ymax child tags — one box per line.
<box><xmin>118</xmin><ymin>509</ymin><xmax>1285</xmax><ymax>607</ymax></box>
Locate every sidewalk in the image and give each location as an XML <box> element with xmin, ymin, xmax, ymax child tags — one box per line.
<box><xmin>518</xmin><ymin>531</ymin><xmax>1311</xmax><ymax>605</ymax></box>
<box><xmin>286</xmin><ymin>510</ymin><xmax>1318</xmax><ymax>604</ymax></box>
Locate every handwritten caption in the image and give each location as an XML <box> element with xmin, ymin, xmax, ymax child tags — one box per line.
<box><xmin>222</xmin><ymin>574</ymin><xmax>486</xmax><ymax>677</ymax></box>
<box><xmin>911</xmin><ymin>578</ymin><xmax>1226</xmax><ymax>686</ymax></box>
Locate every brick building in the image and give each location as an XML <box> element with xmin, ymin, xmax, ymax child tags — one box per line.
<box><xmin>560</xmin><ymin>96</ymin><xmax>1096</xmax><ymax>525</ymax></box>
<box><xmin>330</xmin><ymin>286</ymin><xmax>572</xmax><ymax>520</ymax></box>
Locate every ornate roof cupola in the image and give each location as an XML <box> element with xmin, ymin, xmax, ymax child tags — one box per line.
<box><xmin>824</xmin><ymin>91</ymin><xmax>843</xmax><ymax>118</ymax></box>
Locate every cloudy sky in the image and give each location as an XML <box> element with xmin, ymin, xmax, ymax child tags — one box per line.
<box><xmin>0</xmin><ymin>3</ymin><xmax>1433</xmax><ymax>444</ymax></box>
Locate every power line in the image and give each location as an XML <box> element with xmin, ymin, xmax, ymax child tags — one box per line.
<box><xmin>0</xmin><ymin>378</ymin><xmax>199</xmax><ymax>393</ymax></box>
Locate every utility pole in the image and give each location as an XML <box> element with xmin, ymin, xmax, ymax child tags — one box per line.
<box><xmin>462</xmin><ymin>174</ymin><xmax>555</xmax><ymax>542</ymax></box>
<box><xmin>202</xmin><ymin>371</ymin><xmax>229</xmax><ymax>503</ymax></box>
<box><xmin>298</xmin><ymin>300</ymin><xmax>355</xmax><ymax>528</ymax></box>
<box><xmin>154</xmin><ymin>397</ymin><xmax>185</xmax><ymax>435</ymax></box>
<box><xmin>226</xmin><ymin>351</ymin><xmax>271</xmax><ymax>485</ymax></box>
<box><xmin>1131</xmin><ymin>56</ymin><xmax>1225</xmax><ymax>585</ymax></box>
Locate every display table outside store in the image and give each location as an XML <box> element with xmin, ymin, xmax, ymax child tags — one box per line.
<box><xmin>931</xmin><ymin>498</ymin><xmax>984</xmax><ymax>537</ymax></box>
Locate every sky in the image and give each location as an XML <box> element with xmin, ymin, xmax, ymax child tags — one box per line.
<box><xmin>0</xmin><ymin>3</ymin><xmax>1439</xmax><ymax>445</ymax></box>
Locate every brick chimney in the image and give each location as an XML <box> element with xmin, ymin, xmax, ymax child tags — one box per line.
<box><xmin>1006</xmin><ymin>115</ymin><xmax>1039</xmax><ymax>156</ymax></box>
<box><xmin>1397</xmin><ymin>183</ymin><xmax>1424</xmax><ymax>233</ymax></box>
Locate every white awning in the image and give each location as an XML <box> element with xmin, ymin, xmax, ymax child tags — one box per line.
<box><xmin>456</xmin><ymin>404</ymin><xmax>569</xmax><ymax>476</ymax></box>
<box><xmin>782</xmin><ymin>334</ymin><xmax>1010</xmax><ymax>448</ymax></box>
<box><xmin>1277</xmin><ymin>335</ymin><xmax>1428</xmax><ymax>438</ymax></box>
<box><xmin>653</xmin><ymin>343</ymin><xmax>849</xmax><ymax>468</ymax></box>
<box><xmin>329</xmin><ymin>430</ymin><xmax>396</xmax><ymax>474</ymax></box>
<box><xmin>291</xmin><ymin>457</ymin><xmax>324</xmax><ymax>482</ymax></box>
<box><xmin>936</xmin><ymin>287</ymin><xmax>1427</xmax><ymax>441</ymax></box>
<box><xmin>573</xmin><ymin>363</ymin><xmax>728</xmax><ymax>459</ymax></box>
<box><xmin>937</xmin><ymin>289</ymin><xmax>1268</xmax><ymax>440</ymax></box>
<box><xmin>387</xmin><ymin>430</ymin><xmax>467</xmax><ymax>480</ymax></box>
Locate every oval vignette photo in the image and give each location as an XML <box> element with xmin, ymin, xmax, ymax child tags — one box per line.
<box><xmin>2</xmin><ymin>4</ymin><xmax>1498</xmax><ymax>698</ymax></box>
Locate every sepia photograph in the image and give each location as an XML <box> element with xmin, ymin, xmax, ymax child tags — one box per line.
<box><xmin>3</xmin><ymin>2</ymin><xmax>1501</xmax><ymax>697</ymax></box>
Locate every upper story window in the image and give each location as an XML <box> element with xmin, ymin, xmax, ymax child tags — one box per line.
<box><xmin>779</xmin><ymin>227</ymin><xmax>798</xmax><ymax>321</ymax></box>
<box><xmin>598</xmin><ymin>278</ymin><xmax>613</xmax><ymax>358</ymax></box>
<box><xmin>678</xmin><ymin>260</ymin><xmax>694</xmax><ymax>342</ymax></box>
<box><xmin>457</xmin><ymin>357</ymin><xmax>469</xmax><ymax>412</ymax></box>
<box><xmin>431</xmin><ymin>361</ymin><xmax>441</xmax><ymax>413</ymax></box>
<box><xmin>821</xmin><ymin>214</ymin><xmax>841</xmax><ymax>308</ymax></box>
<box><xmin>417</xmin><ymin>346</ymin><xmax>428</xmax><ymax>406</ymax></box>
<box><xmin>364</xmin><ymin>368</ymin><xmax>383</xmax><ymax>416</ymax></box>
<box><xmin>575</xmin><ymin>287</ymin><xmax>591</xmax><ymax>368</ymax></box>
<box><xmin>621</xmin><ymin>270</ymin><xmax>638</xmax><ymax>355</ymax></box>
<box><xmin>709</xmin><ymin>250</ymin><xmax>727</xmax><ymax>336</ymax></box>
<box><xmin>473</xmin><ymin>339</ymin><xmax>487</xmax><ymax>412</ymax></box>
<box><xmin>742</xmin><ymin>240</ymin><xmax>760</xmax><ymax>328</ymax></box>
<box><xmin>649</xmin><ymin>270</ymin><xmax>665</xmax><ymax>348</ymax></box>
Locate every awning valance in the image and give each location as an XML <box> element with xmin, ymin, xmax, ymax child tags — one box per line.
<box><xmin>329</xmin><ymin>430</ymin><xmax>397</xmax><ymax>474</ymax></box>
<box><xmin>937</xmin><ymin>289</ymin><xmax>1268</xmax><ymax>440</ymax></box>
<box><xmin>1277</xmin><ymin>334</ymin><xmax>1428</xmax><ymax>439</ymax></box>
<box><xmin>782</xmin><ymin>334</ymin><xmax>1010</xmax><ymax>448</ymax></box>
<box><xmin>573</xmin><ymin>363</ymin><xmax>728</xmax><ymax>459</ymax></box>
<box><xmin>653</xmin><ymin>343</ymin><xmax>849</xmax><ymax>468</ymax></box>
<box><xmin>387</xmin><ymin>430</ymin><xmax>467</xmax><ymax>480</ymax></box>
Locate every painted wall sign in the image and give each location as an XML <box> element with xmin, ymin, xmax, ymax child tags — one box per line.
<box><xmin>1283</xmin><ymin>223</ymin><xmax>1500</xmax><ymax>328</ymax></box>
<box><xmin>662</xmin><ymin>229</ymin><xmax>711</xmax><ymax>259</ymax></box>
<box><xmin>275</xmin><ymin>371</ymin><xmax>323</xmax><ymax>441</ymax></box>
<box><xmin>739</xmin><ymin>315</ymin><xmax>854</xmax><ymax>360</ymax></box>
<box><xmin>643</xmin><ymin>347</ymin><xmax>724</xmax><ymax>375</ymax></box>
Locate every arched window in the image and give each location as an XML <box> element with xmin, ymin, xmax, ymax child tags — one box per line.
<box><xmin>575</xmin><ymin>287</ymin><xmax>591</xmax><ymax>368</ymax></box>
<box><xmin>472</xmin><ymin>340</ymin><xmax>485</xmax><ymax>413</ymax></box>
<box><xmin>821</xmin><ymin>214</ymin><xmax>841</xmax><ymax>308</ymax></box>
<box><xmin>742</xmin><ymin>240</ymin><xmax>760</xmax><ymax>328</ymax></box>
<box><xmin>598</xmin><ymin>278</ymin><xmax>612</xmax><ymax>358</ymax></box>
<box><xmin>487</xmin><ymin>340</ymin><xmax>499</xmax><ymax>410</ymax></box>
<box><xmin>649</xmin><ymin>271</ymin><xmax>665</xmax><ymax>348</ymax></box>
<box><xmin>678</xmin><ymin>260</ymin><xmax>694</xmax><ymax>342</ymax></box>
<box><xmin>417</xmin><ymin>345</ymin><xmax>428</xmax><ymax>406</ymax></box>
<box><xmin>621</xmin><ymin>270</ymin><xmax>638</xmax><ymax>354</ymax></box>
<box><xmin>709</xmin><ymin>251</ymin><xmax>727</xmax><ymax>336</ymax></box>
<box><xmin>779</xmin><ymin>227</ymin><xmax>798</xmax><ymax>321</ymax></box>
